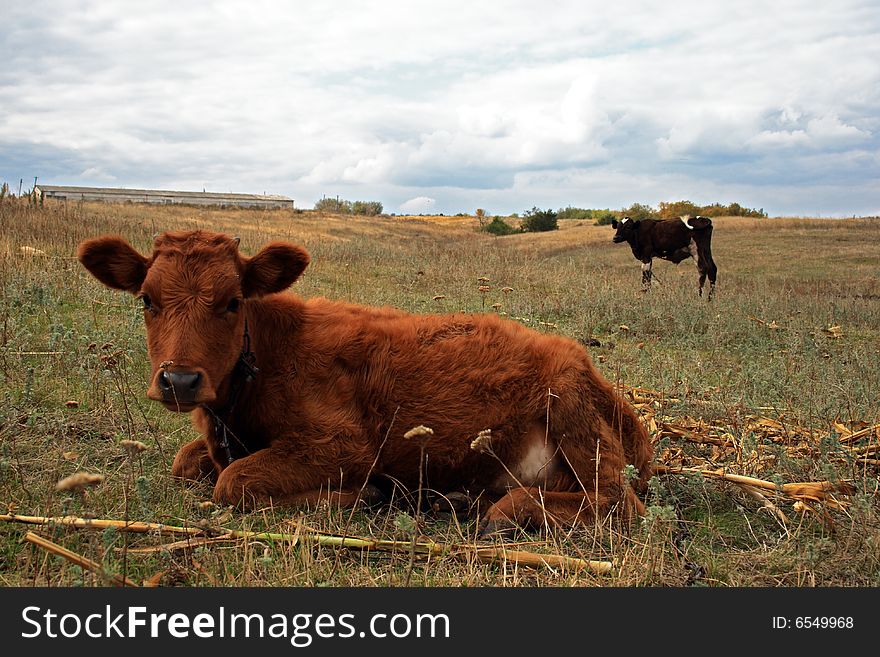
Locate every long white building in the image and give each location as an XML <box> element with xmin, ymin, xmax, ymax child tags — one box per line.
<box><xmin>35</xmin><ymin>185</ymin><xmax>295</xmax><ymax>209</ymax></box>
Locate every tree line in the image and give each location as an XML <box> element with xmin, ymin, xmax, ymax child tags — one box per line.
<box><xmin>314</xmin><ymin>196</ymin><xmax>383</xmax><ymax>216</ymax></box>
<box><xmin>310</xmin><ymin>196</ymin><xmax>765</xmax><ymax>234</ymax></box>
<box><xmin>482</xmin><ymin>200</ymin><xmax>767</xmax><ymax>234</ymax></box>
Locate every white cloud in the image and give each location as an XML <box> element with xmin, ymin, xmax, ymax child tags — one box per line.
<box><xmin>399</xmin><ymin>196</ymin><xmax>436</xmax><ymax>214</ymax></box>
<box><xmin>456</xmin><ymin>104</ymin><xmax>514</xmax><ymax>139</ymax></box>
<box><xmin>805</xmin><ymin>114</ymin><xmax>868</xmax><ymax>145</ymax></box>
<box><xmin>749</xmin><ymin>113</ymin><xmax>868</xmax><ymax>152</ymax></box>
<box><xmin>1</xmin><ymin>0</ymin><xmax>879</xmax><ymax>216</ymax></box>
<box><xmin>77</xmin><ymin>167</ymin><xmax>117</xmax><ymax>181</ymax></box>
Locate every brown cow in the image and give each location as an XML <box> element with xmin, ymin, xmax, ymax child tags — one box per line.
<box><xmin>78</xmin><ymin>230</ymin><xmax>653</xmax><ymax>534</ymax></box>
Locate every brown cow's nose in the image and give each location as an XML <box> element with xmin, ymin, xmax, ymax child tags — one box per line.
<box><xmin>158</xmin><ymin>370</ymin><xmax>202</xmax><ymax>404</ymax></box>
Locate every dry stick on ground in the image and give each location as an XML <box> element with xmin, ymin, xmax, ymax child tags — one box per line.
<box><xmin>657</xmin><ymin>415</ymin><xmax>879</xmax><ymax>470</ymax></box>
<box><xmin>24</xmin><ymin>531</ymin><xmax>139</xmax><ymax>587</ymax></box>
<box><xmin>848</xmin><ymin>443</ymin><xmax>880</xmax><ymax>457</ymax></box>
<box><xmin>837</xmin><ymin>423</ymin><xmax>880</xmax><ymax>445</ymax></box>
<box><xmin>14</xmin><ymin>351</ymin><xmax>65</xmax><ymax>356</ymax></box>
<box><xmin>740</xmin><ymin>485</ymin><xmax>790</xmax><ymax>528</ymax></box>
<box><xmin>653</xmin><ymin>465</ymin><xmax>855</xmax><ymax>509</ymax></box>
<box><xmin>1</xmin><ymin>513</ymin><xmax>611</xmax><ymax>575</ymax></box>
<box><xmin>2</xmin><ymin>514</ymin><xmax>205</xmax><ymax>536</ymax></box>
<box><xmin>119</xmin><ymin>535</ymin><xmax>238</xmax><ymax>554</ymax></box>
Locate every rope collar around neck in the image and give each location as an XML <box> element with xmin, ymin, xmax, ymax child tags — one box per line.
<box><xmin>201</xmin><ymin>318</ymin><xmax>259</xmax><ymax>465</ymax></box>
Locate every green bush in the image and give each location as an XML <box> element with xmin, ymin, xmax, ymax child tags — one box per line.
<box><xmin>351</xmin><ymin>200</ymin><xmax>383</xmax><ymax>216</ymax></box>
<box><xmin>314</xmin><ymin>197</ymin><xmax>383</xmax><ymax>216</ymax></box>
<box><xmin>557</xmin><ymin>206</ymin><xmax>594</xmax><ymax>220</ymax></box>
<box><xmin>621</xmin><ymin>203</ymin><xmax>659</xmax><ymax>221</ymax></box>
<box><xmin>658</xmin><ymin>200</ymin><xmax>767</xmax><ymax>218</ymax></box>
<box><xmin>554</xmin><ymin>205</ymin><xmax>619</xmax><ymax>225</ymax></box>
<box><xmin>483</xmin><ymin>217</ymin><xmax>518</xmax><ymax>236</ymax></box>
<box><xmin>657</xmin><ymin>200</ymin><xmax>701</xmax><ymax>219</ymax></box>
<box><xmin>593</xmin><ymin>211</ymin><xmax>617</xmax><ymax>226</ymax></box>
<box><xmin>521</xmin><ymin>207</ymin><xmax>558</xmax><ymax>232</ymax></box>
<box><xmin>314</xmin><ymin>197</ymin><xmax>349</xmax><ymax>213</ymax></box>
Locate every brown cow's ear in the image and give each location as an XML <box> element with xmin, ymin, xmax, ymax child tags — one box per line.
<box><xmin>77</xmin><ymin>236</ymin><xmax>149</xmax><ymax>294</ymax></box>
<box><xmin>241</xmin><ymin>243</ymin><xmax>310</xmax><ymax>297</ymax></box>
<box><xmin>611</xmin><ymin>219</ymin><xmax>618</xmax><ymax>228</ymax></box>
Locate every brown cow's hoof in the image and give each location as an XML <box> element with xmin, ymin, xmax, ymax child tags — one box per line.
<box><xmin>171</xmin><ymin>460</ymin><xmax>216</xmax><ymax>483</ymax></box>
<box><xmin>476</xmin><ymin>518</ymin><xmax>519</xmax><ymax>542</ymax></box>
<box><xmin>358</xmin><ymin>484</ymin><xmax>386</xmax><ymax>508</ymax></box>
<box><xmin>212</xmin><ymin>486</ymin><xmax>257</xmax><ymax>509</ymax></box>
<box><xmin>432</xmin><ymin>491</ymin><xmax>472</xmax><ymax>516</ymax></box>
<box><xmin>171</xmin><ymin>440</ymin><xmax>218</xmax><ymax>483</ymax></box>
<box><xmin>212</xmin><ymin>467</ymin><xmax>262</xmax><ymax>508</ymax></box>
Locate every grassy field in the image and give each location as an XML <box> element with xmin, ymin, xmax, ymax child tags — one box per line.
<box><xmin>1</xmin><ymin>199</ymin><xmax>878</xmax><ymax>587</ymax></box>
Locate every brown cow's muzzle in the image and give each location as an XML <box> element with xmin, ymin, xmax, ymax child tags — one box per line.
<box><xmin>148</xmin><ymin>367</ymin><xmax>215</xmax><ymax>411</ymax></box>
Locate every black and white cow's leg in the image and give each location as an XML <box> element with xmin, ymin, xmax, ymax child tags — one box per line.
<box><xmin>687</xmin><ymin>239</ymin><xmax>706</xmax><ymax>296</ymax></box>
<box><xmin>696</xmin><ymin>240</ymin><xmax>718</xmax><ymax>300</ymax></box>
<box><xmin>705</xmin><ymin>252</ymin><xmax>717</xmax><ymax>301</ymax></box>
<box><xmin>641</xmin><ymin>259</ymin><xmax>653</xmax><ymax>291</ymax></box>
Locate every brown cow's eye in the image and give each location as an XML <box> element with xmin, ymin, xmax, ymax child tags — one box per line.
<box><xmin>226</xmin><ymin>298</ymin><xmax>240</xmax><ymax>313</ymax></box>
<box><xmin>141</xmin><ymin>294</ymin><xmax>153</xmax><ymax>311</ymax></box>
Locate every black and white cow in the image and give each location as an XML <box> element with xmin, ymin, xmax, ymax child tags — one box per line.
<box><xmin>610</xmin><ymin>215</ymin><xmax>718</xmax><ymax>299</ymax></box>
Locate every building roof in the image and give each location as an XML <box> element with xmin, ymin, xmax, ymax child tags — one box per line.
<box><xmin>36</xmin><ymin>185</ymin><xmax>292</xmax><ymax>202</ymax></box>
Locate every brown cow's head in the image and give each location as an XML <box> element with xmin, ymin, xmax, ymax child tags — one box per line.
<box><xmin>610</xmin><ymin>216</ymin><xmax>638</xmax><ymax>243</ymax></box>
<box><xmin>77</xmin><ymin>230</ymin><xmax>309</xmax><ymax>412</ymax></box>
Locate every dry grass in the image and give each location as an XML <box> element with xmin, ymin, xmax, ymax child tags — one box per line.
<box><xmin>0</xmin><ymin>198</ymin><xmax>878</xmax><ymax>587</ymax></box>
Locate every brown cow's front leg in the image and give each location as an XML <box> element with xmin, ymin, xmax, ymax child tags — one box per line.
<box><xmin>171</xmin><ymin>438</ymin><xmax>219</xmax><ymax>483</ymax></box>
<box><xmin>213</xmin><ymin>447</ymin><xmax>379</xmax><ymax>510</ymax></box>
<box><xmin>478</xmin><ymin>485</ymin><xmax>645</xmax><ymax>538</ymax></box>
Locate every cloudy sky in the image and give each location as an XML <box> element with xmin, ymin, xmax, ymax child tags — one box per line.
<box><xmin>2</xmin><ymin>1</ymin><xmax>878</xmax><ymax>216</ymax></box>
